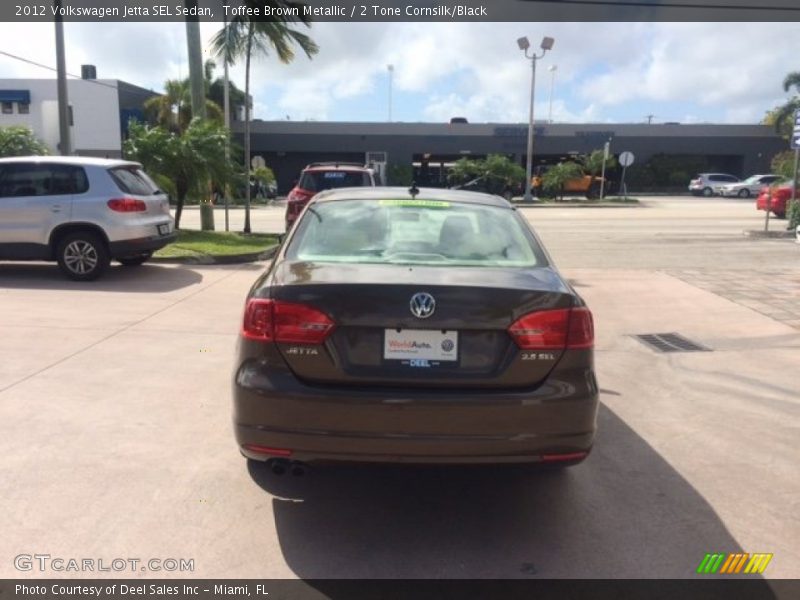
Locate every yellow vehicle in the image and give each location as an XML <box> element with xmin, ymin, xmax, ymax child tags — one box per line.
<box><xmin>532</xmin><ymin>165</ymin><xmax>606</xmax><ymax>199</ymax></box>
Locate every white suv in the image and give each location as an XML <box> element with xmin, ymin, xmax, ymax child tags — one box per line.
<box><xmin>0</xmin><ymin>156</ymin><xmax>175</xmax><ymax>280</ymax></box>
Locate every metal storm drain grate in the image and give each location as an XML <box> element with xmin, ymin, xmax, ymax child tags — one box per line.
<box><xmin>634</xmin><ymin>333</ymin><xmax>711</xmax><ymax>353</ymax></box>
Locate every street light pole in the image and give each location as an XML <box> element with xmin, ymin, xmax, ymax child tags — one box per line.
<box><xmin>547</xmin><ymin>64</ymin><xmax>557</xmax><ymax>124</ymax></box>
<box><xmin>518</xmin><ymin>36</ymin><xmax>554</xmax><ymax>203</ymax></box>
<box><xmin>223</xmin><ymin>12</ymin><xmax>231</xmax><ymax>231</ymax></box>
<box><xmin>54</xmin><ymin>0</ymin><xmax>71</xmax><ymax>155</ymax></box>
<box><xmin>387</xmin><ymin>64</ymin><xmax>394</xmax><ymax>122</ymax></box>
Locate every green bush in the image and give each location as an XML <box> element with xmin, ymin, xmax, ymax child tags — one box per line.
<box><xmin>0</xmin><ymin>126</ymin><xmax>49</xmax><ymax>157</ymax></box>
<box><xmin>542</xmin><ymin>162</ymin><xmax>583</xmax><ymax>200</ymax></box>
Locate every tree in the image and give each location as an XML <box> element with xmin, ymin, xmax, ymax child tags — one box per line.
<box><xmin>448</xmin><ymin>157</ymin><xmax>484</xmax><ymax>186</ymax></box>
<box><xmin>124</xmin><ymin>120</ymin><xmax>237</xmax><ymax>229</ymax></box>
<box><xmin>768</xmin><ymin>71</ymin><xmax>800</xmax><ymax>136</ymax></box>
<box><xmin>252</xmin><ymin>165</ymin><xmax>275</xmax><ymax>184</ymax></box>
<box><xmin>204</xmin><ymin>60</ymin><xmax>247</xmax><ymax>123</ymax></box>
<box><xmin>582</xmin><ymin>149</ymin><xmax>617</xmax><ymax>176</ymax></box>
<box><xmin>762</xmin><ymin>106</ymin><xmax>794</xmax><ymax>140</ymax></box>
<box><xmin>144</xmin><ymin>79</ymin><xmax>223</xmax><ymax>133</ymax></box>
<box><xmin>0</xmin><ymin>126</ymin><xmax>49</xmax><ymax>157</ymax></box>
<box><xmin>448</xmin><ymin>154</ymin><xmax>525</xmax><ymax>196</ymax></box>
<box><xmin>771</xmin><ymin>151</ymin><xmax>796</xmax><ymax>179</ymax></box>
<box><xmin>542</xmin><ymin>162</ymin><xmax>584</xmax><ymax>201</ymax></box>
<box><xmin>212</xmin><ymin>1</ymin><xmax>319</xmax><ymax>233</ymax></box>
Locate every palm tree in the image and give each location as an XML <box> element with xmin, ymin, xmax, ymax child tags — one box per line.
<box><xmin>203</xmin><ymin>60</ymin><xmax>247</xmax><ymax>122</ymax></box>
<box><xmin>771</xmin><ymin>71</ymin><xmax>800</xmax><ymax>136</ymax></box>
<box><xmin>211</xmin><ymin>1</ymin><xmax>319</xmax><ymax>233</ymax></box>
<box><xmin>144</xmin><ymin>78</ymin><xmax>224</xmax><ymax>133</ymax></box>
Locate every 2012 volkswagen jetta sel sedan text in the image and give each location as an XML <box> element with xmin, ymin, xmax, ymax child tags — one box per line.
<box><xmin>233</xmin><ymin>187</ymin><xmax>598</xmax><ymax>468</ymax></box>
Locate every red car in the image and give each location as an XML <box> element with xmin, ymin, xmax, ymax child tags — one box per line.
<box><xmin>756</xmin><ymin>182</ymin><xmax>797</xmax><ymax>219</ymax></box>
<box><xmin>285</xmin><ymin>162</ymin><xmax>377</xmax><ymax>229</ymax></box>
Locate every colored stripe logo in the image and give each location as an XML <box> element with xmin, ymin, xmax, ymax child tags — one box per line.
<box><xmin>697</xmin><ymin>553</ymin><xmax>773</xmax><ymax>574</ymax></box>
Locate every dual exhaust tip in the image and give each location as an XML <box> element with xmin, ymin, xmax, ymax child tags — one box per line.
<box><xmin>268</xmin><ymin>458</ymin><xmax>308</xmax><ymax>477</ymax></box>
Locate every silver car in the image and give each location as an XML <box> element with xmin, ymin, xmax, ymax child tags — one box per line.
<box><xmin>0</xmin><ymin>156</ymin><xmax>175</xmax><ymax>280</ymax></box>
<box><xmin>717</xmin><ymin>174</ymin><xmax>782</xmax><ymax>198</ymax></box>
<box><xmin>688</xmin><ymin>173</ymin><xmax>739</xmax><ymax>197</ymax></box>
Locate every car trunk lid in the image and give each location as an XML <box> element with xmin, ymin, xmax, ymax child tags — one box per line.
<box><xmin>261</xmin><ymin>260</ymin><xmax>577</xmax><ymax>389</ymax></box>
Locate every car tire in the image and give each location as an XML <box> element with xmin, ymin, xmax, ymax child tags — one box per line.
<box><xmin>774</xmin><ymin>211</ymin><xmax>786</xmax><ymax>219</ymax></box>
<box><xmin>702</xmin><ymin>187</ymin><xmax>713</xmax><ymax>197</ymax></box>
<box><xmin>118</xmin><ymin>252</ymin><xmax>153</xmax><ymax>267</ymax></box>
<box><xmin>738</xmin><ymin>189</ymin><xmax>750</xmax><ymax>198</ymax></box>
<box><xmin>56</xmin><ymin>231</ymin><xmax>110</xmax><ymax>281</ymax></box>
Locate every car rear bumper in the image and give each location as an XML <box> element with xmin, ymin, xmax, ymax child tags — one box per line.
<box><xmin>233</xmin><ymin>352</ymin><xmax>599</xmax><ymax>464</ymax></box>
<box><xmin>109</xmin><ymin>232</ymin><xmax>176</xmax><ymax>257</ymax></box>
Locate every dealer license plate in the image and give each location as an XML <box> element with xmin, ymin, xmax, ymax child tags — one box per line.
<box><xmin>383</xmin><ymin>329</ymin><xmax>458</xmax><ymax>362</ymax></box>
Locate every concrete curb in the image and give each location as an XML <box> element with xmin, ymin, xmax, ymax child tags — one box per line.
<box><xmin>743</xmin><ymin>230</ymin><xmax>796</xmax><ymax>239</ymax></box>
<box><xmin>514</xmin><ymin>201</ymin><xmax>641</xmax><ymax>208</ymax></box>
<box><xmin>151</xmin><ymin>244</ymin><xmax>279</xmax><ymax>265</ymax></box>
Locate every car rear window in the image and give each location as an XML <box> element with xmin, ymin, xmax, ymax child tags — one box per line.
<box><xmin>298</xmin><ymin>170</ymin><xmax>371</xmax><ymax>192</ymax></box>
<box><xmin>0</xmin><ymin>163</ymin><xmax>88</xmax><ymax>197</ymax></box>
<box><xmin>109</xmin><ymin>166</ymin><xmax>160</xmax><ymax>196</ymax></box>
<box><xmin>287</xmin><ymin>198</ymin><xmax>544</xmax><ymax>267</ymax></box>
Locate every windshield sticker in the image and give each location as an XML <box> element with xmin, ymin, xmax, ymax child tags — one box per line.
<box><xmin>323</xmin><ymin>172</ymin><xmax>347</xmax><ymax>178</ymax></box>
<box><xmin>379</xmin><ymin>199</ymin><xmax>451</xmax><ymax>208</ymax></box>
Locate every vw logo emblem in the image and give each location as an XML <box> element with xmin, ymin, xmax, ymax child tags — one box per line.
<box><xmin>409</xmin><ymin>292</ymin><xmax>436</xmax><ymax>319</ymax></box>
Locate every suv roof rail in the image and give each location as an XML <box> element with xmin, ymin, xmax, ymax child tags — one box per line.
<box><xmin>306</xmin><ymin>161</ymin><xmax>368</xmax><ymax>169</ymax></box>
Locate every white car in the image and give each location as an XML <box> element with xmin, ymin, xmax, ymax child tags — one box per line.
<box><xmin>0</xmin><ymin>156</ymin><xmax>175</xmax><ymax>280</ymax></box>
<box><xmin>717</xmin><ymin>174</ymin><xmax>782</xmax><ymax>198</ymax></box>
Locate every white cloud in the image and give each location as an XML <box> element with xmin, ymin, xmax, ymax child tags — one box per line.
<box><xmin>1</xmin><ymin>21</ymin><xmax>798</xmax><ymax>124</ymax></box>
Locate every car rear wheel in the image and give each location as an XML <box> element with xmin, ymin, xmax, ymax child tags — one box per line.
<box><xmin>56</xmin><ymin>232</ymin><xmax>110</xmax><ymax>281</ymax></box>
<box><xmin>774</xmin><ymin>211</ymin><xmax>786</xmax><ymax>219</ymax></box>
<box><xmin>118</xmin><ymin>252</ymin><xmax>153</xmax><ymax>267</ymax></box>
<box><xmin>738</xmin><ymin>189</ymin><xmax>750</xmax><ymax>198</ymax></box>
<box><xmin>702</xmin><ymin>187</ymin><xmax>713</xmax><ymax>197</ymax></box>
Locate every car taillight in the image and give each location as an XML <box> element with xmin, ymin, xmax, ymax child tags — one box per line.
<box><xmin>242</xmin><ymin>299</ymin><xmax>335</xmax><ymax>344</ymax></box>
<box><xmin>567</xmin><ymin>307</ymin><xmax>594</xmax><ymax>349</ymax></box>
<box><xmin>108</xmin><ymin>197</ymin><xmax>147</xmax><ymax>212</ymax></box>
<box><xmin>508</xmin><ymin>307</ymin><xmax>594</xmax><ymax>350</ymax></box>
<box><xmin>288</xmin><ymin>189</ymin><xmax>311</xmax><ymax>203</ymax></box>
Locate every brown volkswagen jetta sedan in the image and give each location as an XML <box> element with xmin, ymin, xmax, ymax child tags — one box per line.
<box><xmin>233</xmin><ymin>187</ymin><xmax>598</xmax><ymax>468</ymax></box>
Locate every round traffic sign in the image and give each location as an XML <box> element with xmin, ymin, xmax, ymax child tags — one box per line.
<box><xmin>619</xmin><ymin>151</ymin><xmax>635</xmax><ymax>167</ymax></box>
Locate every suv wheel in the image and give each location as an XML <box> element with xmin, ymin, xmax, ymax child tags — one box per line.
<box><xmin>56</xmin><ymin>232</ymin><xmax>110</xmax><ymax>281</ymax></box>
<box><xmin>118</xmin><ymin>252</ymin><xmax>153</xmax><ymax>267</ymax></box>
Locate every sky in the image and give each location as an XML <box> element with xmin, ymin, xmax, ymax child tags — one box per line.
<box><xmin>1</xmin><ymin>21</ymin><xmax>798</xmax><ymax>125</ymax></box>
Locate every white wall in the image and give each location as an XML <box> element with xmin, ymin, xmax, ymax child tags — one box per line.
<box><xmin>0</xmin><ymin>78</ymin><xmax>122</xmax><ymax>156</ymax></box>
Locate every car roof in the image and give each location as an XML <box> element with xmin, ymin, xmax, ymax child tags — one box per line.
<box><xmin>311</xmin><ymin>186</ymin><xmax>511</xmax><ymax>208</ymax></box>
<box><xmin>0</xmin><ymin>155</ymin><xmax>140</xmax><ymax>168</ymax></box>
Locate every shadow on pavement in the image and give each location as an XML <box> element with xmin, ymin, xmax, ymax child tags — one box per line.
<box><xmin>0</xmin><ymin>262</ymin><xmax>203</xmax><ymax>292</ymax></box>
<box><xmin>248</xmin><ymin>404</ymin><xmax>774</xmax><ymax>586</ymax></box>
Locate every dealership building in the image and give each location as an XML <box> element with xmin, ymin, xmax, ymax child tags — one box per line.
<box><xmin>0</xmin><ymin>68</ymin><xmax>156</xmax><ymax>157</ymax></box>
<box><xmin>238</xmin><ymin>120</ymin><xmax>787</xmax><ymax>193</ymax></box>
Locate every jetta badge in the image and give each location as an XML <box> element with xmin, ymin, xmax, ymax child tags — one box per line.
<box><xmin>410</xmin><ymin>292</ymin><xmax>436</xmax><ymax>319</ymax></box>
